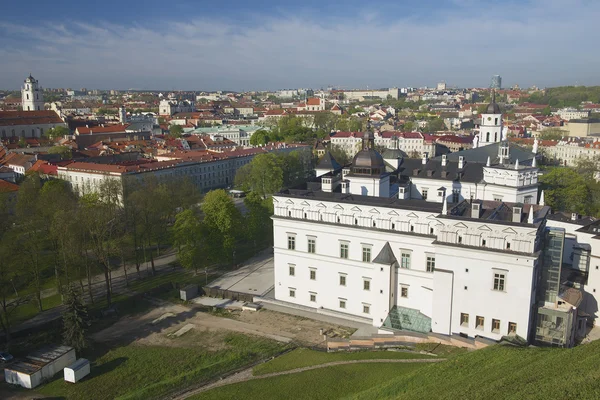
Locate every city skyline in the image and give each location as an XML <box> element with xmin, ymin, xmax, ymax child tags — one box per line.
<box><xmin>1</xmin><ymin>0</ymin><xmax>599</xmax><ymax>90</ymax></box>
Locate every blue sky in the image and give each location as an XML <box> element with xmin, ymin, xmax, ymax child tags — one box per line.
<box><xmin>1</xmin><ymin>0</ymin><xmax>599</xmax><ymax>91</ymax></box>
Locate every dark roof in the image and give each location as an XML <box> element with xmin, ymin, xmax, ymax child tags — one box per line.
<box><xmin>434</xmin><ymin>142</ymin><xmax>535</xmax><ymax>165</ymax></box>
<box><xmin>446</xmin><ymin>200</ymin><xmax>547</xmax><ymax>224</ymax></box>
<box><xmin>399</xmin><ymin>158</ymin><xmax>483</xmax><ymax>183</ymax></box>
<box><xmin>486</xmin><ymin>102</ymin><xmax>501</xmax><ymax>114</ymax></box>
<box><xmin>373</xmin><ymin>242</ymin><xmax>397</xmax><ymax>265</ymax></box>
<box><xmin>353</xmin><ymin>149</ymin><xmax>385</xmax><ymax>170</ymax></box>
<box><xmin>382</xmin><ymin>148</ymin><xmax>407</xmax><ymax>160</ymax></box>
<box><xmin>547</xmin><ymin>212</ymin><xmax>598</xmax><ymax>227</ymax></box>
<box><xmin>316</xmin><ymin>151</ymin><xmax>342</xmax><ymax>171</ymax></box>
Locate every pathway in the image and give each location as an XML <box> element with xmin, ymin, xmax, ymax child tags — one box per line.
<box><xmin>171</xmin><ymin>358</ymin><xmax>446</xmax><ymax>399</ymax></box>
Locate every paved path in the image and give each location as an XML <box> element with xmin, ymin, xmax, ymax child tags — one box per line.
<box><xmin>172</xmin><ymin>358</ymin><xmax>445</xmax><ymax>399</ymax></box>
<box><xmin>11</xmin><ymin>250</ymin><xmax>183</xmax><ymax>334</ymax></box>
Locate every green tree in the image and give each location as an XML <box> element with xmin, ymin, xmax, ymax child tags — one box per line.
<box><xmin>243</xmin><ymin>192</ymin><xmax>274</xmax><ymax>252</ymax></box>
<box><xmin>539</xmin><ymin>128</ymin><xmax>567</xmax><ymax>140</ymax></box>
<box><xmin>172</xmin><ymin>209</ymin><xmax>204</xmax><ymax>273</ymax></box>
<box><xmin>17</xmin><ymin>137</ymin><xmax>27</xmax><ymax>148</ymax></box>
<box><xmin>542</xmin><ymin>106</ymin><xmax>552</xmax><ymax>116</ymax></box>
<box><xmin>540</xmin><ymin>168</ymin><xmax>591</xmax><ymax>214</ymax></box>
<box><xmin>48</xmin><ymin>145</ymin><xmax>72</xmax><ymax>160</ymax></box>
<box><xmin>201</xmin><ymin>190</ymin><xmax>242</xmax><ymax>265</ymax></box>
<box><xmin>169</xmin><ymin>124</ymin><xmax>184</xmax><ymax>138</ymax></box>
<box><xmin>234</xmin><ymin>153</ymin><xmax>284</xmax><ymax>199</ymax></box>
<box><xmin>326</xmin><ymin>144</ymin><xmax>351</xmax><ymax>166</ymax></box>
<box><xmin>425</xmin><ymin>118</ymin><xmax>446</xmax><ymax>132</ymax></box>
<box><xmin>403</xmin><ymin>121</ymin><xmax>415</xmax><ymax>131</ymax></box>
<box><xmin>313</xmin><ymin>112</ymin><xmax>337</xmax><ymax>132</ymax></box>
<box><xmin>62</xmin><ymin>286</ymin><xmax>90</xmax><ymax>352</ymax></box>
<box><xmin>250</xmin><ymin>129</ymin><xmax>272</xmax><ymax>146</ymax></box>
<box><xmin>45</xmin><ymin>126</ymin><xmax>70</xmax><ymax>140</ymax></box>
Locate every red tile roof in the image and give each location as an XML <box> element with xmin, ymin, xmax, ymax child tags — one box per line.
<box><xmin>306</xmin><ymin>97</ymin><xmax>321</xmax><ymax>106</ymax></box>
<box><xmin>0</xmin><ymin>110</ymin><xmax>63</xmax><ymax>126</ymax></box>
<box><xmin>75</xmin><ymin>124</ymin><xmax>129</xmax><ymax>135</ymax></box>
<box><xmin>0</xmin><ymin>179</ymin><xmax>19</xmax><ymax>192</ymax></box>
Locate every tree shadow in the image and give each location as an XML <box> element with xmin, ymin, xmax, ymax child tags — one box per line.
<box><xmin>91</xmin><ymin>356</ymin><xmax>128</xmax><ymax>376</ymax></box>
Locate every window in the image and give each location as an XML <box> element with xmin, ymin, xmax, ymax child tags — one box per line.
<box><xmin>506</xmin><ymin>242</ymin><xmax>511</xmax><ymax>250</ymax></box>
<box><xmin>493</xmin><ymin>272</ymin><xmax>506</xmax><ymax>291</ymax></box>
<box><xmin>287</xmin><ymin>235</ymin><xmax>296</xmax><ymax>250</ymax></box>
<box><xmin>363</xmin><ymin>279</ymin><xmax>371</xmax><ymax>291</ymax></box>
<box><xmin>476</xmin><ymin>316</ymin><xmax>484</xmax><ymax>329</ymax></box>
<box><xmin>310</xmin><ymin>269</ymin><xmax>316</xmax><ymax>280</ymax></box>
<box><xmin>452</xmin><ymin>189</ymin><xmax>460</xmax><ymax>203</ymax></box>
<box><xmin>339</xmin><ymin>299</ymin><xmax>346</xmax><ymax>309</ymax></box>
<box><xmin>401</xmin><ymin>286</ymin><xmax>408</xmax><ymax>298</ymax></box>
<box><xmin>482</xmin><ymin>239</ymin><xmax>487</xmax><ymax>247</ymax></box>
<box><xmin>340</xmin><ymin>243</ymin><xmax>349</xmax><ymax>259</ymax></box>
<box><xmin>426</xmin><ymin>256</ymin><xmax>435</xmax><ymax>272</ymax></box>
<box><xmin>460</xmin><ymin>313</ymin><xmax>469</xmax><ymax>327</ymax></box>
<box><xmin>492</xmin><ymin>319</ymin><xmax>500</xmax><ymax>333</ymax></box>
<box><xmin>493</xmin><ymin>195</ymin><xmax>502</xmax><ymax>202</ymax></box>
<box><xmin>458</xmin><ymin>236</ymin><xmax>462</xmax><ymax>244</ymax></box>
<box><xmin>289</xmin><ymin>265</ymin><xmax>295</xmax><ymax>276</ymax></box>
<box><xmin>401</xmin><ymin>251</ymin><xmax>411</xmax><ymax>269</ymax></box>
<box><xmin>362</xmin><ymin>246</ymin><xmax>371</xmax><ymax>262</ymax></box>
<box><xmin>289</xmin><ymin>289</ymin><xmax>296</xmax><ymax>298</ymax></box>
<box><xmin>310</xmin><ymin>293</ymin><xmax>316</xmax><ymax>302</ymax></box>
<box><xmin>363</xmin><ymin>304</ymin><xmax>371</xmax><ymax>314</ymax></box>
<box><xmin>307</xmin><ymin>238</ymin><xmax>316</xmax><ymax>253</ymax></box>
<box><xmin>422</xmin><ymin>189</ymin><xmax>428</xmax><ymax>200</ymax></box>
<box><xmin>339</xmin><ymin>275</ymin><xmax>346</xmax><ymax>286</ymax></box>
<box><xmin>508</xmin><ymin>322</ymin><xmax>517</xmax><ymax>335</ymax></box>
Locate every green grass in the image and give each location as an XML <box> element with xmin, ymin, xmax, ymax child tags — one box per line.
<box><xmin>352</xmin><ymin>341</ymin><xmax>600</xmax><ymax>400</ymax></box>
<box><xmin>193</xmin><ymin>363</ymin><xmax>426</xmax><ymax>400</ymax></box>
<box><xmin>37</xmin><ymin>333</ymin><xmax>289</xmax><ymax>400</ymax></box>
<box><xmin>9</xmin><ymin>292</ymin><xmax>63</xmax><ymax>326</ymax></box>
<box><xmin>253</xmin><ymin>348</ymin><xmax>434</xmax><ymax>376</ymax></box>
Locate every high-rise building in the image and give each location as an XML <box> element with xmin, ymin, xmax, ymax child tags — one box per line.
<box><xmin>491</xmin><ymin>75</ymin><xmax>502</xmax><ymax>89</ymax></box>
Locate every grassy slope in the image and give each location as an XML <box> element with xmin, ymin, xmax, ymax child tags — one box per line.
<box><xmin>37</xmin><ymin>334</ymin><xmax>288</xmax><ymax>400</ymax></box>
<box><xmin>352</xmin><ymin>341</ymin><xmax>600</xmax><ymax>400</ymax></box>
<box><xmin>193</xmin><ymin>363</ymin><xmax>425</xmax><ymax>400</ymax></box>
<box><xmin>253</xmin><ymin>348</ymin><xmax>434</xmax><ymax>375</ymax></box>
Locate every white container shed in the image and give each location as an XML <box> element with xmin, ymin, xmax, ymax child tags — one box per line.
<box><xmin>4</xmin><ymin>345</ymin><xmax>76</xmax><ymax>389</ymax></box>
<box><xmin>64</xmin><ymin>358</ymin><xmax>90</xmax><ymax>383</ymax></box>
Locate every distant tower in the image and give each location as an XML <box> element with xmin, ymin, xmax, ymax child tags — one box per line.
<box><xmin>491</xmin><ymin>75</ymin><xmax>502</xmax><ymax>89</ymax></box>
<box><xmin>22</xmin><ymin>74</ymin><xmax>44</xmax><ymax>111</ymax></box>
<box><xmin>479</xmin><ymin>90</ymin><xmax>503</xmax><ymax>146</ymax></box>
<box><xmin>119</xmin><ymin>106</ymin><xmax>127</xmax><ymax>124</ymax></box>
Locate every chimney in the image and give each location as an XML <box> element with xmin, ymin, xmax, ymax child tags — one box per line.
<box><xmin>441</xmin><ymin>154</ymin><xmax>447</xmax><ymax>167</ymax></box>
<box><xmin>571</xmin><ymin>212</ymin><xmax>578</xmax><ymax>221</ymax></box>
<box><xmin>471</xmin><ymin>202</ymin><xmax>481</xmax><ymax>219</ymax></box>
<box><xmin>458</xmin><ymin>156</ymin><xmax>465</xmax><ymax>169</ymax></box>
<box><xmin>512</xmin><ymin>206</ymin><xmax>523</xmax><ymax>223</ymax></box>
<box><xmin>422</xmin><ymin>152</ymin><xmax>428</xmax><ymax>165</ymax></box>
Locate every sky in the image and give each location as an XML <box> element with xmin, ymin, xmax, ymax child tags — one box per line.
<box><xmin>1</xmin><ymin>0</ymin><xmax>599</xmax><ymax>91</ymax></box>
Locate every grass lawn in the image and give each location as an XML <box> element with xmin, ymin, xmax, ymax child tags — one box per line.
<box><xmin>37</xmin><ymin>333</ymin><xmax>289</xmax><ymax>400</ymax></box>
<box><xmin>193</xmin><ymin>363</ymin><xmax>426</xmax><ymax>400</ymax></box>
<box><xmin>253</xmin><ymin>348</ymin><xmax>435</xmax><ymax>375</ymax></box>
<box><xmin>352</xmin><ymin>340</ymin><xmax>600</xmax><ymax>400</ymax></box>
<box><xmin>9</xmin><ymin>292</ymin><xmax>63</xmax><ymax>326</ymax></box>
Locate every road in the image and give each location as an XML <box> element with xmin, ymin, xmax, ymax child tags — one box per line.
<box><xmin>11</xmin><ymin>250</ymin><xmax>183</xmax><ymax>334</ymax></box>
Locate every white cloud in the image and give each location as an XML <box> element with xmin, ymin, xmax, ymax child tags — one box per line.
<box><xmin>1</xmin><ymin>0</ymin><xmax>599</xmax><ymax>90</ymax></box>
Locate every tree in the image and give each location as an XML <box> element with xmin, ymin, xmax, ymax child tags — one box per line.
<box><xmin>250</xmin><ymin>129</ymin><xmax>272</xmax><ymax>146</ymax></box>
<box><xmin>201</xmin><ymin>190</ymin><xmax>242</xmax><ymax>265</ymax></box>
<box><xmin>18</xmin><ymin>137</ymin><xmax>27</xmax><ymax>148</ymax></box>
<box><xmin>403</xmin><ymin>121</ymin><xmax>415</xmax><ymax>132</ymax></box>
<box><xmin>540</xmin><ymin>168</ymin><xmax>591</xmax><ymax>215</ymax></box>
<box><xmin>425</xmin><ymin>118</ymin><xmax>445</xmax><ymax>132</ymax></box>
<box><xmin>234</xmin><ymin>153</ymin><xmax>284</xmax><ymax>199</ymax></box>
<box><xmin>313</xmin><ymin>112</ymin><xmax>337</xmax><ymax>132</ymax></box>
<box><xmin>243</xmin><ymin>192</ymin><xmax>274</xmax><ymax>251</ymax></box>
<box><xmin>326</xmin><ymin>144</ymin><xmax>351</xmax><ymax>166</ymax></box>
<box><xmin>169</xmin><ymin>124</ymin><xmax>184</xmax><ymax>138</ymax></box>
<box><xmin>542</xmin><ymin>106</ymin><xmax>552</xmax><ymax>116</ymax></box>
<box><xmin>172</xmin><ymin>209</ymin><xmax>204</xmax><ymax>273</ymax></box>
<box><xmin>539</xmin><ymin>128</ymin><xmax>567</xmax><ymax>141</ymax></box>
<box><xmin>45</xmin><ymin>126</ymin><xmax>70</xmax><ymax>140</ymax></box>
<box><xmin>62</xmin><ymin>286</ymin><xmax>90</xmax><ymax>352</ymax></box>
<box><xmin>48</xmin><ymin>145</ymin><xmax>72</xmax><ymax>160</ymax></box>
<box><xmin>575</xmin><ymin>155</ymin><xmax>600</xmax><ymax>182</ymax></box>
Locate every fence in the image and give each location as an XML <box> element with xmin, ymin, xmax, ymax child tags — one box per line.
<box><xmin>201</xmin><ymin>287</ymin><xmax>254</xmax><ymax>303</ymax></box>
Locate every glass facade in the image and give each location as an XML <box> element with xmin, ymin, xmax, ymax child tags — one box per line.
<box><xmin>540</xmin><ymin>228</ymin><xmax>565</xmax><ymax>305</ymax></box>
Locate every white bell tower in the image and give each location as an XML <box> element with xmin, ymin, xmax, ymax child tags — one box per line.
<box><xmin>479</xmin><ymin>90</ymin><xmax>502</xmax><ymax>146</ymax></box>
<box><xmin>22</xmin><ymin>74</ymin><xmax>44</xmax><ymax>111</ymax></box>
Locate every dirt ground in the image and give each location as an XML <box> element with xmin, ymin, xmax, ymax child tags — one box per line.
<box><xmin>91</xmin><ymin>302</ymin><xmax>356</xmax><ymax>349</ymax></box>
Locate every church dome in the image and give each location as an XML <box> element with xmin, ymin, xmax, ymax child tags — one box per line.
<box><xmin>351</xmin><ymin>132</ymin><xmax>385</xmax><ymax>175</ymax></box>
<box><xmin>486</xmin><ymin>101</ymin><xmax>501</xmax><ymax>114</ymax></box>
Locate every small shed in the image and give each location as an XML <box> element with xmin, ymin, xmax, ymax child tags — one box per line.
<box><xmin>180</xmin><ymin>284</ymin><xmax>198</xmax><ymax>301</ymax></box>
<box><xmin>4</xmin><ymin>345</ymin><xmax>76</xmax><ymax>389</ymax></box>
<box><xmin>64</xmin><ymin>358</ymin><xmax>90</xmax><ymax>383</ymax></box>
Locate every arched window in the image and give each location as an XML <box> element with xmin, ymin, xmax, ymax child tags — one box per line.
<box><xmin>26</xmin><ymin>94</ymin><xmax>29</xmax><ymax>100</ymax></box>
<box><xmin>494</xmin><ymin>132</ymin><xmax>498</xmax><ymax>142</ymax></box>
<box><xmin>494</xmin><ymin>118</ymin><xmax>498</xmax><ymax>125</ymax></box>
<box><xmin>486</xmin><ymin>132</ymin><xmax>490</xmax><ymax>142</ymax></box>
<box><xmin>11</xmin><ymin>129</ymin><xmax>15</xmax><ymax>136</ymax></box>
<box><xmin>27</xmin><ymin>106</ymin><xmax>30</xmax><ymax>110</ymax></box>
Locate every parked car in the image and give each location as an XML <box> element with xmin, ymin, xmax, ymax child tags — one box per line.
<box><xmin>0</xmin><ymin>352</ymin><xmax>13</xmax><ymax>362</ymax></box>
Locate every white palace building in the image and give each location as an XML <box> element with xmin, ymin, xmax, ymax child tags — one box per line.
<box><xmin>271</xmin><ymin>98</ymin><xmax>597</xmax><ymax>347</ymax></box>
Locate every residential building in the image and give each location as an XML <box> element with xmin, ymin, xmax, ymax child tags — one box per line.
<box><xmin>330</xmin><ymin>131</ymin><xmax>435</xmax><ymax>158</ymax></box>
<box><xmin>556</xmin><ymin>108</ymin><xmax>590</xmax><ymax>121</ymax></box>
<box><xmin>340</xmin><ymin>88</ymin><xmax>400</xmax><ymax>102</ymax></box>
